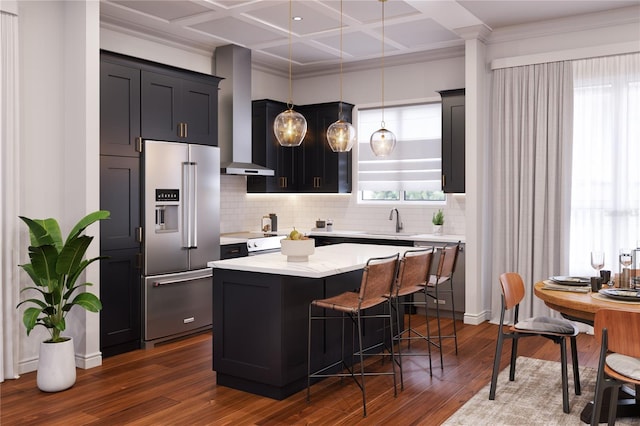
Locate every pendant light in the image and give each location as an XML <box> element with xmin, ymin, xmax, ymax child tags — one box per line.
<box><xmin>370</xmin><ymin>0</ymin><xmax>396</xmax><ymax>157</ymax></box>
<box><xmin>274</xmin><ymin>0</ymin><xmax>307</xmax><ymax>147</ymax></box>
<box><xmin>326</xmin><ymin>0</ymin><xmax>356</xmax><ymax>152</ymax></box>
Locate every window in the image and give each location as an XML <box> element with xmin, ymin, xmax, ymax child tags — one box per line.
<box><xmin>569</xmin><ymin>53</ymin><xmax>640</xmax><ymax>275</ymax></box>
<box><xmin>357</xmin><ymin>102</ymin><xmax>445</xmax><ymax>203</ymax></box>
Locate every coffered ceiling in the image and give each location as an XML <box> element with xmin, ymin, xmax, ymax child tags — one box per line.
<box><xmin>100</xmin><ymin>0</ymin><xmax>640</xmax><ymax>75</ymax></box>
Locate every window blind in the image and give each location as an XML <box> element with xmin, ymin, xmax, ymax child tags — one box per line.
<box><xmin>357</xmin><ymin>102</ymin><xmax>442</xmax><ymax>192</ymax></box>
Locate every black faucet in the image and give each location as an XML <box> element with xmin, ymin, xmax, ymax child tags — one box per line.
<box><xmin>389</xmin><ymin>208</ymin><xmax>403</xmax><ymax>233</ymax></box>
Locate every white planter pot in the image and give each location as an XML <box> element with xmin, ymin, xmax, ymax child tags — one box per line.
<box><xmin>432</xmin><ymin>224</ymin><xmax>443</xmax><ymax>235</ymax></box>
<box><xmin>37</xmin><ymin>338</ymin><xmax>76</xmax><ymax>392</ymax></box>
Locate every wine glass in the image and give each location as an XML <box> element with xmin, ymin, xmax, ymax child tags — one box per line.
<box><xmin>619</xmin><ymin>248</ymin><xmax>633</xmax><ymax>268</ymax></box>
<box><xmin>591</xmin><ymin>251</ymin><xmax>605</xmax><ymax>274</ymax></box>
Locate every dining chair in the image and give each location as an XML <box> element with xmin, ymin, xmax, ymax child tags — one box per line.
<box><xmin>422</xmin><ymin>241</ymin><xmax>461</xmax><ymax>366</ymax></box>
<box><xmin>590</xmin><ymin>308</ymin><xmax>640</xmax><ymax>425</ymax></box>
<box><xmin>307</xmin><ymin>253</ymin><xmax>400</xmax><ymax>417</ymax></box>
<box><xmin>387</xmin><ymin>247</ymin><xmax>436</xmax><ymax>386</ymax></box>
<box><xmin>489</xmin><ymin>272</ymin><xmax>581</xmax><ymax>414</ymax></box>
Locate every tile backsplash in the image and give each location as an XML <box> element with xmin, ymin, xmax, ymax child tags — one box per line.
<box><xmin>220</xmin><ymin>175</ymin><xmax>466</xmax><ymax>236</ymax></box>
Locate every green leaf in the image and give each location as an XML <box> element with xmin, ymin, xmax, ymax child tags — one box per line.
<box><xmin>69</xmin><ymin>292</ymin><xmax>102</xmax><ymax>312</ymax></box>
<box><xmin>65</xmin><ymin>210</ymin><xmax>110</xmax><ymax>244</ymax></box>
<box><xmin>56</xmin><ymin>235</ymin><xmax>92</xmax><ymax>277</ymax></box>
<box><xmin>16</xmin><ymin>297</ymin><xmax>48</xmax><ymax>310</ymax></box>
<box><xmin>27</xmin><ymin>245</ymin><xmax>58</xmax><ymax>288</ymax></box>
<box><xmin>22</xmin><ymin>307</ymin><xmax>42</xmax><ymax>335</ymax></box>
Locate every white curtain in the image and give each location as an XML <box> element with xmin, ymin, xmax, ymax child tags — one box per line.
<box><xmin>1</xmin><ymin>10</ymin><xmax>20</xmax><ymax>382</ymax></box>
<box><xmin>569</xmin><ymin>53</ymin><xmax>640</xmax><ymax>277</ymax></box>
<box><xmin>490</xmin><ymin>61</ymin><xmax>574</xmax><ymax>321</ymax></box>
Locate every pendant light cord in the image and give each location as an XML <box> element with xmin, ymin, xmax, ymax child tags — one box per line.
<box><xmin>287</xmin><ymin>0</ymin><xmax>293</xmax><ymax>109</ymax></box>
<box><xmin>338</xmin><ymin>0</ymin><xmax>344</xmax><ymax>120</ymax></box>
<box><xmin>381</xmin><ymin>0</ymin><xmax>386</xmax><ymax>128</ymax></box>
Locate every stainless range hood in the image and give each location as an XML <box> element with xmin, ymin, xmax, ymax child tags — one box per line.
<box><xmin>215</xmin><ymin>44</ymin><xmax>274</xmax><ymax>176</ymax></box>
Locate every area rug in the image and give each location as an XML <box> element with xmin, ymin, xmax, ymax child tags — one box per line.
<box><xmin>443</xmin><ymin>357</ymin><xmax>638</xmax><ymax>425</ymax></box>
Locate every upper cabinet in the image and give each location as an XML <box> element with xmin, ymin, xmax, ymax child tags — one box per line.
<box><xmin>100</xmin><ymin>61</ymin><xmax>141</xmax><ymax>157</ymax></box>
<box><xmin>298</xmin><ymin>102</ymin><xmax>353</xmax><ymax>193</ymax></box>
<box><xmin>141</xmin><ymin>70</ymin><xmax>220</xmax><ymax>146</ymax></box>
<box><xmin>247</xmin><ymin>99</ymin><xmax>297</xmax><ymax>193</ymax></box>
<box><xmin>248</xmin><ymin>100</ymin><xmax>353</xmax><ymax>194</ymax></box>
<box><xmin>439</xmin><ymin>89</ymin><xmax>465</xmax><ymax>193</ymax></box>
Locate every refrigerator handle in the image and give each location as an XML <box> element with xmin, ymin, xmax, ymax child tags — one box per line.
<box><xmin>182</xmin><ymin>162</ymin><xmax>198</xmax><ymax>248</ymax></box>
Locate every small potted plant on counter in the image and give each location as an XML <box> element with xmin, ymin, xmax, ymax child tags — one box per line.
<box><xmin>17</xmin><ymin>210</ymin><xmax>110</xmax><ymax>392</ymax></box>
<box><xmin>432</xmin><ymin>209</ymin><xmax>444</xmax><ymax>235</ymax></box>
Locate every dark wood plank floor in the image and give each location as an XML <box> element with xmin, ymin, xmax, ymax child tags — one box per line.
<box><xmin>1</xmin><ymin>316</ymin><xmax>600</xmax><ymax>425</ymax></box>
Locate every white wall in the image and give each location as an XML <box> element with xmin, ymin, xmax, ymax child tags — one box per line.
<box><xmin>17</xmin><ymin>0</ymin><xmax>100</xmax><ymax>373</ymax></box>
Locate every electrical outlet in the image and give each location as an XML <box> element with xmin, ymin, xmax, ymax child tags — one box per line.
<box><xmin>433</xmin><ymin>299</ymin><xmax>446</xmax><ymax>305</ymax></box>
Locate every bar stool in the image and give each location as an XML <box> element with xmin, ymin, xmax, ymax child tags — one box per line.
<box><xmin>422</xmin><ymin>242</ymin><xmax>461</xmax><ymax>365</ymax></box>
<box><xmin>307</xmin><ymin>253</ymin><xmax>399</xmax><ymax>417</ymax></box>
<box><xmin>388</xmin><ymin>247</ymin><xmax>436</xmax><ymax>385</ymax></box>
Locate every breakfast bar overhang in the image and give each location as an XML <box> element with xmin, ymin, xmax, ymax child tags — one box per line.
<box><xmin>208</xmin><ymin>243</ymin><xmax>412</xmax><ymax>399</ymax></box>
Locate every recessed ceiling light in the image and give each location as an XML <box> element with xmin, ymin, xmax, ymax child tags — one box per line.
<box><xmin>292</xmin><ymin>16</ymin><xmax>303</xmax><ymax>21</ymax></box>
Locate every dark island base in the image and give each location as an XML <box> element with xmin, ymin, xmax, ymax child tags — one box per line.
<box><xmin>213</xmin><ymin>268</ymin><xmax>402</xmax><ymax>400</ymax></box>
<box><xmin>216</xmin><ymin>373</ymin><xmax>307</xmax><ymax>400</ymax></box>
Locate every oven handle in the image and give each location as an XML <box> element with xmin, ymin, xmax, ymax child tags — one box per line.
<box><xmin>153</xmin><ymin>272</ymin><xmax>213</xmax><ymax>287</ymax></box>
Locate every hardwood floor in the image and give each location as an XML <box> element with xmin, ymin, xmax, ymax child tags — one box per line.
<box><xmin>1</xmin><ymin>316</ymin><xmax>600</xmax><ymax>425</ymax></box>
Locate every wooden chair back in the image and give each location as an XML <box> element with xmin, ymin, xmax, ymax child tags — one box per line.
<box><xmin>499</xmin><ymin>272</ymin><xmax>526</xmax><ymax>311</ymax></box>
<box><xmin>594</xmin><ymin>308</ymin><xmax>640</xmax><ymax>358</ymax></box>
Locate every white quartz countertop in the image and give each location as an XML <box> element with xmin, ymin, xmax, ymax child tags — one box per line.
<box><xmin>307</xmin><ymin>230</ymin><xmax>465</xmax><ymax>244</ymax></box>
<box><xmin>208</xmin><ymin>243</ymin><xmax>415</xmax><ymax>279</ymax></box>
<box><xmin>221</xmin><ymin>230</ymin><xmax>465</xmax><ymax>244</ymax></box>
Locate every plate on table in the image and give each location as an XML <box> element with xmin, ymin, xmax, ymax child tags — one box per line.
<box><xmin>549</xmin><ymin>276</ymin><xmax>590</xmax><ymax>286</ymax></box>
<box><xmin>599</xmin><ymin>288</ymin><xmax>640</xmax><ymax>301</ymax></box>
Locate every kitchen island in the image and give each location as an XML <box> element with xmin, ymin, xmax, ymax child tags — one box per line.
<box><xmin>208</xmin><ymin>243</ymin><xmax>413</xmax><ymax>399</ymax></box>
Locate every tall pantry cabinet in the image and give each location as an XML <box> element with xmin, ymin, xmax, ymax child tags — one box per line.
<box><xmin>99</xmin><ymin>51</ymin><xmax>221</xmax><ymax>357</ymax></box>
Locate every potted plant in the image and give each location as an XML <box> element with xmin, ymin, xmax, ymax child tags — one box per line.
<box><xmin>432</xmin><ymin>209</ymin><xmax>444</xmax><ymax>235</ymax></box>
<box><xmin>17</xmin><ymin>210</ymin><xmax>110</xmax><ymax>392</ymax></box>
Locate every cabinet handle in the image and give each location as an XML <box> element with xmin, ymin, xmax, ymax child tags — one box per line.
<box><xmin>177</xmin><ymin>122</ymin><xmax>188</xmax><ymax>138</ymax></box>
<box><xmin>183</xmin><ymin>122</ymin><xmax>188</xmax><ymax>138</ymax></box>
<box><xmin>314</xmin><ymin>177</ymin><xmax>321</xmax><ymax>188</ymax></box>
<box><xmin>442</xmin><ymin>174</ymin><xmax>446</xmax><ymax>188</ymax></box>
<box><xmin>279</xmin><ymin>176</ymin><xmax>288</xmax><ymax>188</ymax></box>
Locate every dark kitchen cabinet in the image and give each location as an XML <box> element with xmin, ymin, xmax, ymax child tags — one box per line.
<box><xmin>99</xmin><ymin>247</ymin><xmax>141</xmax><ymax>358</ymax></box>
<box><xmin>248</xmin><ymin>99</ymin><xmax>297</xmax><ymax>192</ymax></box>
<box><xmin>297</xmin><ymin>102</ymin><xmax>353</xmax><ymax>193</ymax></box>
<box><xmin>141</xmin><ymin>70</ymin><xmax>220</xmax><ymax>146</ymax></box>
<box><xmin>100</xmin><ymin>54</ymin><xmax>143</xmax><ymax>356</ymax></box>
<box><xmin>99</xmin><ymin>149</ymin><xmax>141</xmax><ymax>356</ymax></box>
<box><xmin>99</xmin><ymin>51</ymin><xmax>222</xmax><ymax>356</ymax></box>
<box><xmin>439</xmin><ymin>89</ymin><xmax>465</xmax><ymax>193</ymax></box>
<box><xmin>100</xmin><ymin>61</ymin><xmax>140</xmax><ymax>157</ymax></box>
<box><xmin>248</xmin><ymin>100</ymin><xmax>353</xmax><ymax>193</ymax></box>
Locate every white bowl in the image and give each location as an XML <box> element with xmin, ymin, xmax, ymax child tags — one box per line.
<box><xmin>280</xmin><ymin>238</ymin><xmax>315</xmax><ymax>262</ymax></box>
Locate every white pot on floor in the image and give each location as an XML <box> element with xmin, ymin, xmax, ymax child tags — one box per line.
<box><xmin>37</xmin><ymin>337</ymin><xmax>76</xmax><ymax>392</ymax></box>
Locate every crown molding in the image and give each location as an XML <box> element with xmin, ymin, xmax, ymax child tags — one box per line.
<box><xmin>487</xmin><ymin>5</ymin><xmax>640</xmax><ymax>46</ymax></box>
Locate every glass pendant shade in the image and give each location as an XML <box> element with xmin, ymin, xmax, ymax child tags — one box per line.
<box><xmin>326</xmin><ymin>119</ymin><xmax>356</xmax><ymax>152</ymax></box>
<box><xmin>274</xmin><ymin>108</ymin><xmax>307</xmax><ymax>147</ymax></box>
<box><xmin>370</xmin><ymin>127</ymin><xmax>396</xmax><ymax>157</ymax></box>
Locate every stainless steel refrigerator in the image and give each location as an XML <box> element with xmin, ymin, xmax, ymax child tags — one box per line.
<box><xmin>142</xmin><ymin>140</ymin><xmax>220</xmax><ymax>347</ymax></box>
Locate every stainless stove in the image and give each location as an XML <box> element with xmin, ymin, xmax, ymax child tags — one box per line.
<box><xmin>222</xmin><ymin>232</ymin><xmax>285</xmax><ymax>255</ymax></box>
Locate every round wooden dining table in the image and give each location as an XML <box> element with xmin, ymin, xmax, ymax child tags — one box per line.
<box><xmin>534</xmin><ymin>281</ymin><xmax>640</xmax><ymax>423</ymax></box>
<box><xmin>534</xmin><ymin>281</ymin><xmax>640</xmax><ymax>325</ymax></box>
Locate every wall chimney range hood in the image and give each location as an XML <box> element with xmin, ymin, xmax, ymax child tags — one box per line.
<box><xmin>215</xmin><ymin>44</ymin><xmax>274</xmax><ymax>176</ymax></box>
